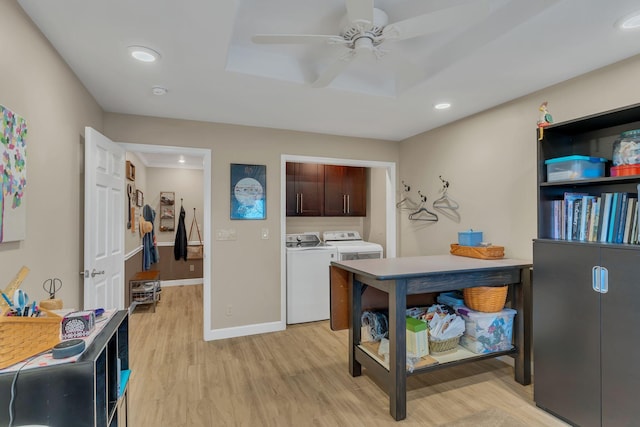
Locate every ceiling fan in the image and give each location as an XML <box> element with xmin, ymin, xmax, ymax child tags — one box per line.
<box><xmin>252</xmin><ymin>0</ymin><xmax>489</xmax><ymax>89</ymax></box>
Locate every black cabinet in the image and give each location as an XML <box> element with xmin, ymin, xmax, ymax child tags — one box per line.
<box><xmin>286</xmin><ymin>162</ymin><xmax>324</xmax><ymax>216</ymax></box>
<box><xmin>534</xmin><ymin>241</ymin><xmax>640</xmax><ymax>426</ymax></box>
<box><xmin>533</xmin><ymin>103</ymin><xmax>640</xmax><ymax>426</ymax></box>
<box><xmin>324</xmin><ymin>165</ymin><xmax>366</xmax><ymax>216</ymax></box>
<box><xmin>0</xmin><ymin>310</ymin><xmax>130</xmax><ymax>427</ymax></box>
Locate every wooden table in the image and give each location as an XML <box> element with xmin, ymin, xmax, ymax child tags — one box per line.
<box><xmin>332</xmin><ymin>255</ymin><xmax>532</xmax><ymax>421</ymax></box>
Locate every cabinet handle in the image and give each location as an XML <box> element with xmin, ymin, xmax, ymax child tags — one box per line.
<box><xmin>296</xmin><ymin>193</ymin><xmax>300</xmax><ymax>214</ymax></box>
<box><xmin>600</xmin><ymin>267</ymin><xmax>609</xmax><ymax>294</ymax></box>
<box><xmin>347</xmin><ymin>194</ymin><xmax>350</xmax><ymax>214</ymax></box>
<box><xmin>300</xmin><ymin>193</ymin><xmax>304</xmax><ymax>213</ymax></box>
<box><xmin>343</xmin><ymin>194</ymin><xmax>346</xmax><ymax>213</ymax></box>
<box><xmin>592</xmin><ymin>266</ymin><xmax>601</xmax><ymax>293</ymax></box>
<box><xmin>591</xmin><ymin>266</ymin><xmax>609</xmax><ymax>294</ymax></box>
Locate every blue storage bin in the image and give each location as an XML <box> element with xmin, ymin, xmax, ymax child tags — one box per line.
<box><xmin>458</xmin><ymin>229</ymin><xmax>482</xmax><ymax>246</ymax></box>
<box><xmin>437</xmin><ymin>291</ymin><xmax>465</xmax><ymax>307</ymax></box>
<box><xmin>544</xmin><ymin>155</ymin><xmax>607</xmax><ymax>182</ymax></box>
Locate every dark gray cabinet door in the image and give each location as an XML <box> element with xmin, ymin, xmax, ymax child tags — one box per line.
<box><xmin>533</xmin><ymin>241</ymin><xmax>601</xmax><ymax>427</ymax></box>
<box><xmin>601</xmin><ymin>247</ymin><xmax>640</xmax><ymax>426</ymax></box>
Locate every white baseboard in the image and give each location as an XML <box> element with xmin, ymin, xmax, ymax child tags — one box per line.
<box><xmin>204</xmin><ymin>321</ymin><xmax>285</xmax><ymax>341</ymax></box>
<box><xmin>161</xmin><ymin>278</ymin><xmax>202</xmax><ymax>287</ymax></box>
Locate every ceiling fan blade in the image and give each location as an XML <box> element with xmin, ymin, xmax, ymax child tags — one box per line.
<box><xmin>382</xmin><ymin>0</ymin><xmax>490</xmax><ymax>41</ymax></box>
<box><xmin>252</xmin><ymin>34</ymin><xmax>345</xmax><ymax>45</ymax></box>
<box><xmin>345</xmin><ymin>0</ymin><xmax>374</xmax><ymax>23</ymax></box>
<box><xmin>311</xmin><ymin>52</ymin><xmax>357</xmax><ymax>88</ymax></box>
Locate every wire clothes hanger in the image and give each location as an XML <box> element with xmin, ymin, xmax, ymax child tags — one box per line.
<box><xmin>432</xmin><ymin>176</ymin><xmax>459</xmax><ymax>211</ymax></box>
<box><xmin>396</xmin><ymin>180</ymin><xmax>418</xmax><ymax>210</ymax></box>
<box><xmin>409</xmin><ymin>191</ymin><xmax>438</xmax><ymax>221</ymax></box>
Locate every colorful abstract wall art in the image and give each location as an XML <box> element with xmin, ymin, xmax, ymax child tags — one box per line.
<box><xmin>0</xmin><ymin>105</ymin><xmax>27</xmax><ymax>242</ymax></box>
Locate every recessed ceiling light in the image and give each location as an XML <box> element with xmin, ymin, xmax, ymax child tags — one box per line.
<box><xmin>178</xmin><ymin>156</ymin><xmax>186</xmax><ymax>164</ymax></box>
<box><xmin>152</xmin><ymin>86</ymin><xmax>168</xmax><ymax>96</ymax></box>
<box><xmin>434</xmin><ymin>103</ymin><xmax>451</xmax><ymax>110</ymax></box>
<box><xmin>128</xmin><ymin>45</ymin><xmax>161</xmax><ymax>62</ymax></box>
<box><xmin>617</xmin><ymin>10</ymin><xmax>640</xmax><ymax>30</ymax></box>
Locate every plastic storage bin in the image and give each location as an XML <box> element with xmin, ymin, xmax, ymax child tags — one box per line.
<box><xmin>455</xmin><ymin>306</ymin><xmax>516</xmax><ymax>354</ymax></box>
<box><xmin>545</xmin><ymin>155</ymin><xmax>606</xmax><ymax>182</ymax></box>
<box><xmin>437</xmin><ymin>291</ymin><xmax>465</xmax><ymax>307</ymax></box>
<box><xmin>458</xmin><ymin>229</ymin><xmax>483</xmax><ymax>246</ymax></box>
<box><xmin>611</xmin><ymin>164</ymin><xmax>640</xmax><ymax>177</ymax></box>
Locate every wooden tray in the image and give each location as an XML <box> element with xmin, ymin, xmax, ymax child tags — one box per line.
<box><xmin>450</xmin><ymin>243</ymin><xmax>504</xmax><ymax>260</ymax></box>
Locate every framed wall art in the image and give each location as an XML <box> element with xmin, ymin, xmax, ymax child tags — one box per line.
<box><xmin>230</xmin><ymin>163</ymin><xmax>266</xmax><ymax>220</ymax></box>
<box><xmin>136</xmin><ymin>189</ymin><xmax>144</xmax><ymax>207</ymax></box>
<box><xmin>0</xmin><ymin>105</ymin><xmax>28</xmax><ymax>243</ymax></box>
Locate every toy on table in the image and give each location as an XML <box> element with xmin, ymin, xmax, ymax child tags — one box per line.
<box><xmin>538</xmin><ymin>101</ymin><xmax>553</xmax><ymax>140</ymax></box>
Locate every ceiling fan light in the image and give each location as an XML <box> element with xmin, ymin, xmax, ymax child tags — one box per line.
<box><xmin>617</xmin><ymin>10</ymin><xmax>640</xmax><ymax>30</ymax></box>
<box><xmin>434</xmin><ymin>103</ymin><xmax>451</xmax><ymax>110</ymax></box>
<box><xmin>128</xmin><ymin>45</ymin><xmax>161</xmax><ymax>62</ymax></box>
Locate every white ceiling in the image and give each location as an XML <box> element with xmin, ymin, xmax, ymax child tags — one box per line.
<box><xmin>17</xmin><ymin>0</ymin><xmax>640</xmax><ymax>144</ymax></box>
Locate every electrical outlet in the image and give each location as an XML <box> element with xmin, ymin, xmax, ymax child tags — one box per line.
<box><xmin>189</xmin><ymin>264</ymin><xmax>194</xmax><ymax>272</ymax></box>
<box><xmin>261</xmin><ymin>228</ymin><xmax>269</xmax><ymax>239</ymax></box>
<box><xmin>226</xmin><ymin>304</ymin><xmax>233</xmax><ymax>316</ymax></box>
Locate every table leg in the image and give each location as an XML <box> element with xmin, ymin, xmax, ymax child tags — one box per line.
<box><xmin>388</xmin><ymin>279</ymin><xmax>407</xmax><ymax>421</ymax></box>
<box><xmin>513</xmin><ymin>267</ymin><xmax>532</xmax><ymax>385</ymax></box>
<box><xmin>349</xmin><ymin>275</ymin><xmax>362</xmax><ymax>377</ymax></box>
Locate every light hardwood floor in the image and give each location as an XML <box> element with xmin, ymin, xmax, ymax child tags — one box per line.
<box><xmin>129</xmin><ymin>285</ymin><xmax>568</xmax><ymax>426</ymax></box>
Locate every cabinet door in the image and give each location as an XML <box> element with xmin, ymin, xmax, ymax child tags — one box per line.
<box><xmin>533</xmin><ymin>241</ymin><xmax>601</xmax><ymax>427</ymax></box>
<box><xmin>324</xmin><ymin>165</ymin><xmax>366</xmax><ymax>216</ymax></box>
<box><xmin>286</xmin><ymin>163</ymin><xmax>324</xmax><ymax>216</ymax></box>
<box><xmin>344</xmin><ymin>166</ymin><xmax>366</xmax><ymax>216</ymax></box>
<box><xmin>601</xmin><ymin>248</ymin><xmax>640</xmax><ymax>426</ymax></box>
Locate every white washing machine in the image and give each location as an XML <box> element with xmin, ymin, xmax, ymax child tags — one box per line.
<box><xmin>286</xmin><ymin>233</ymin><xmax>338</xmax><ymax>324</ymax></box>
<box><xmin>322</xmin><ymin>231</ymin><xmax>384</xmax><ymax>261</ymax></box>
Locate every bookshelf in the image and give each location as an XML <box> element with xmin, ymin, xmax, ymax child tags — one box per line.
<box><xmin>533</xmin><ymin>103</ymin><xmax>640</xmax><ymax>426</ymax></box>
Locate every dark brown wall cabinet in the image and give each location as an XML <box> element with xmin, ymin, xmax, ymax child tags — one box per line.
<box><xmin>533</xmin><ymin>103</ymin><xmax>640</xmax><ymax>427</ymax></box>
<box><xmin>286</xmin><ymin>162</ymin><xmax>324</xmax><ymax>216</ymax></box>
<box><xmin>286</xmin><ymin>163</ymin><xmax>367</xmax><ymax>217</ymax></box>
<box><xmin>323</xmin><ymin>165</ymin><xmax>366</xmax><ymax>216</ymax></box>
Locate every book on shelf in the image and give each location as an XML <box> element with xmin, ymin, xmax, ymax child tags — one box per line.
<box><xmin>549</xmin><ymin>191</ymin><xmax>640</xmax><ymax>244</ymax></box>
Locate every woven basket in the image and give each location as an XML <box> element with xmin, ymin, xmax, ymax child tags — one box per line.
<box><xmin>450</xmin><ymin>243</ymin><xmax>504</xmax><ymax>260</ymax></box>
<box><xmin>0</xmin><ymin>309</ymin><xmax>61</xmax><ymax>369</ymax></box>
<box><xmin>463</xmin><ymin>286</ymin><xmax>508</xmax><ymax>313</ymax></box>
<box><xmin>428</xmin><ymin>334</ymin><xmax>462</xmax><ymax>354</ymax></box>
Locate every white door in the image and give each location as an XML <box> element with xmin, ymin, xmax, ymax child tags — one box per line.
<box><xmin>84</xmin><ymin>127</ymin><xmax>125</xmax><ymax>310</ymax></box>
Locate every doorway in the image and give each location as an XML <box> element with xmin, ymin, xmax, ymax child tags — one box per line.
<box><xmin>280</xmin><ymin>154</ymin><xmax>397</xmax><ymax>326</ymax></box>
<box><xmin>118</xmin><ymin>143</ymin><xmax>212</xmax><ymax>340</ymax></box>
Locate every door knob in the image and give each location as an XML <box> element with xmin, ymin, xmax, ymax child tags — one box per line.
<box><xmin>91</xmin><ymin>269</ymin><xmax>105</xmax><ymax>278</ymax></box>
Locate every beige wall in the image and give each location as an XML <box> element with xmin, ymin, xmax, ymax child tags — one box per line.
<box><xmin>102</xmin><ymin>114</ymin><xmax>398</xmax><ymax>330</ymax></box>
<box><xmin>0</xmin><ymin>1</ymin><xmax>103</xmax><ymax>309</ymax></box>
<box><xmin>145</xmin><ymin>168</ymin><xmax>204</xmax><ymax>245</ymax></box>
<box><xmin>124</xmin><ymin>152</ymin><xmax>147</xmax><ymax>254</ymax></box>
<box><xmin>399</xmin><ymin>54</ymin><xmax>640</xmax><ymax>260</ymax></box>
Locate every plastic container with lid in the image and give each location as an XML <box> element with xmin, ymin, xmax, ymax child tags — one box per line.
<box><xmin>613</xmin><ymin>129</ymin><xmax>640</xmax><ymax>166</ymax></box>
<box><xmin>458</xmin><ymin>229</ymin><xmax>482</xmax><ymax>246</ymax></box>
<box><xmin>544</xmin><ymin>155</ymin><xmax>607</xmax><ymax>182</ymax></box>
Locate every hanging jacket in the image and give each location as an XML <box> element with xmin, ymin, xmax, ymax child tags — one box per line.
<box><xmin>174</xmin><ymin>206</ymin><xmax>187</xmax><ymax>261</ymax></box>
<box><xmin>142</xmin><ymin>204</ymin><xmax>160</xmax><ymax>270</ymax></box>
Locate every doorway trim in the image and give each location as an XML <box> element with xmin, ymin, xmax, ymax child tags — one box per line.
<box><xmin>119</xmin><ymin>143</ymin><xmax>212</xmax><ymax>341</ymax></box>
<box><xmin>281</xmin><ymin>154</ymin><xmax>396</xmax><ymax>327</ymax></box>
